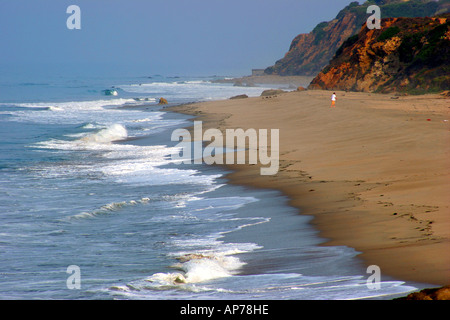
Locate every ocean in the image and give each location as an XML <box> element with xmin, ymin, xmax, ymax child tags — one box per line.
<box><xmin>0</xmin><ymin>70</ymin><xmax>420</xmax><ymax>300</ymax></box>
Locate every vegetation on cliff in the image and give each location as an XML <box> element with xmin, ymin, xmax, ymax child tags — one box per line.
<box><xmin>264</xmin><ymin>0</ymin><xmax>449</xmax><ymax>76</ymax></box>
<box><xmin>308</xmin><ymin>14</ymin><xmax>450</xmax><ymax>94</ymax></box>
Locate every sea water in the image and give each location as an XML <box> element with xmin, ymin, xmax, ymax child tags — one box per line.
<box><xmin>0</xmin><ymin>70</ymin><xmax>419</xmax><ymax>300</ymax></box>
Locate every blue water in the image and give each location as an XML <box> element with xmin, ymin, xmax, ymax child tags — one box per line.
<box><xmin>0</xmin><ymin>70</ymin><xmax>420</xmax><ymax>300</ymax></box>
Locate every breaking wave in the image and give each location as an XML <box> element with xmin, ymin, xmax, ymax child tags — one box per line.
<box><xmin>80</xmin><ymin>124</ymin><xmax>128</xmax><ymax>143</ymax></box>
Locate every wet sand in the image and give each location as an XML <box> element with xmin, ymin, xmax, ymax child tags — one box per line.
<box><xmin>167</xmin><ymin>89</ymin><xmax>450</xmax><ymax>286</ymax></box>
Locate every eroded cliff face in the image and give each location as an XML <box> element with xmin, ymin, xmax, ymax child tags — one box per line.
<box><xmin>309</xmin><ymin>14</ymin><xmax>450</xmax><ymax>94</ymax></box>
<box><xmin>264</xmin><ymin>11</ymin><xmax>360</xmax><ymax>76</ymax></box>
<box><xmin>264</xmin><ymin>0</ymin><xmax>448</xmax><ymax>77</ymax></box>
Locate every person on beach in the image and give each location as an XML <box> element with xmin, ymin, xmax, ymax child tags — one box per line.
<box><xmin>331</xmin><ymin>92</ymin><xmax>337</xmax><ymax>107</ymax></box>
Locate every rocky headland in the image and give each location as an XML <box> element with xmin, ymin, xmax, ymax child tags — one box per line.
<box><xmin>308</xmin><ymin>14</ymin><xmax>450</xmax><ymax>94</ymax></box>
<box><xmin>264</xmin><ymin>0</ymin><xmax>449</xmax><ymax>77</ymax></box>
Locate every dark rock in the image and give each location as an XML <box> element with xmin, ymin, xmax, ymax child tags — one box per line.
<box><xmin>230</xmin><ymin>94</ymin><xmax>249</xmax><ymax>100</ymax></box>
<box><xmin>261</xmin><ymin>89</ymin><xmax>286</xmax><ymax>97</ymax></box>
<box><xmin>395</xmin><ymin>285</ymin><xmax>450</xmax><ymax>300</ymax></box>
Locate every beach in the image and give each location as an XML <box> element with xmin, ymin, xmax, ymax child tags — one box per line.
<box><xmin>0</xmin><ymin>73</ymin><xmax>443</xmax><ymax>299</ymax></box>
<box><xmin>168</xmin><ymin>89</ymin><xmax>450</xmax><ymax>286</ymax></box>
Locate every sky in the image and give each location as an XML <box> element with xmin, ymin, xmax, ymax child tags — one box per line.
<box><xmin>0</xmin><ymin>0</ymin><xmax>359</xmax><ymax>77</ymax></box>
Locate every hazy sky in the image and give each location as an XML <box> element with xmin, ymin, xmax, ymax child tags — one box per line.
<box><xmin>0</xmin><ymin>0</ymin><xmax>359</xmax><ymax>76</ymax></box>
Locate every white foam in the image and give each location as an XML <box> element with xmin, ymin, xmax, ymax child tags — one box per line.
<box><xmin>145</xmin><ymin>235</ymin><xmax>264</xmax><ymax>285</ymax></box>
<box><xmin>32</xmin><ymin>123</ymin><xmax>223</xmax><ymax>187</ymax></box>
<box><xmin>182</xmin><ymin>255</ymin><xmax>242</xmax><ymax>283</ymax></box>
<box><xmin>67</xmin><ymin>198</ymin><xmax>148</xmax><ymax>220</ymax></box>
<box><xmin>147</xmin><ymin>251</ymin><xmax>247</xmax><ymax>286</ymax></box>
<box><xmin>147</xmin><ymin>272</ymin><xmax>188</xmax><ymax>285</ymax></box>
<box><xmin>80</xmin><ymin>124</ymin><xmax>128</xmax><ymax>143</ymax></box>
<box><xmin>118</xmin><ymin>81</ymin><xmax>275</xmax><ymax>102</ymax></box>
<box><xmin>14</xmin><ymin>98</ymin><xmax>135</xmax><ymax>112</ymax></box>
<box><xmin>131</xmin><ymin>118</ymin><xmax>156</xmax><ymax>123</ymax></box>
<box><xmin>81</xmin><ymin>123</ymin><xmax>103</xmax><ymax>129</ymax></box>
<box><xmin>47</xmin><ymin>106</ymin><xmax>63</xmax><ymax>111</ymax></box>
<box><xmin>35</xmin><ymin>125</ymin><xmax>159</xmax><ymax>152</ymax></box>
<box><xmin>111</xmin><ymin>271</ymin><xmax>418</xmax><ymax>300</ymax></box>
<box><xmin>105</xmin><ymin>166</ymin><xmax>222</xmax><ymax>186</ymax></box>
<box><xmin>34</xmin><ymin>125</ymin><xmax>131</xmax><ymax>151</ymax></box>
<box><xmin>2</xmin><ymin>99</ymin><xmax>153</xmax><ymax>125</ymax></box>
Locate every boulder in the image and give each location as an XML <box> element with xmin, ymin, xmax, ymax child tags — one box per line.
<box><xmin>230</xmin><ymin>94</ymin><xmax>249</xmax><ymax>100</ymax></box>
<box><xmin>261</xmin><ymin>89</ymin><xmax>286</xmax><ymax>97</ymax></box>
<box><xmin>395</xmin><ymin>286</ymin><xmax>450</xmax><ymax>300</ymax></box>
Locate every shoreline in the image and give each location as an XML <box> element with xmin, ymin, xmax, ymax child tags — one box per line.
<box><xmin>212</xmin><ymin>74</ymin><xmax>314</xmax><ymax>89</ymax></box>
<box><xmin>167</xmin><ymin>89</ymin><xmax>450</xmax><ymax>287</ymax></box>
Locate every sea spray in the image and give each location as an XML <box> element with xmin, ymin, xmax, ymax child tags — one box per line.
<box><xmin>81</xmin><ymin>124</ymin><xmax>128</xmax><ymax>143</ymax></box>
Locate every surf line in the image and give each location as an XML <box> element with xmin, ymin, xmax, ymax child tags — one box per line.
<box><xmin>171</xmin><ymin>121</ymin><xmax>279</xmax><ymax>175</ymax></box>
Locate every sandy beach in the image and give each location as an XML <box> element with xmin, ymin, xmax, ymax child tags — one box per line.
<box><xmin>168</xmin><ymin>89</ymin><xmax>450</xmax><ymax>286</ymax></box>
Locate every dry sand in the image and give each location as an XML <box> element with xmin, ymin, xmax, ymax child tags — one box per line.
<box><xmin>168</xmin><ymin>89</ymin><xmax>449</xmax><ymax>286</ymax></box>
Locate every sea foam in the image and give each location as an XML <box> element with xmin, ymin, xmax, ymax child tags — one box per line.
<box><xmin>81</xmin><ymin>124</ymin><xmax>128</xmax><ymax>143</ymax></box>
<box><xmin>147</xmin><ymin>249</ymin><xmax>249</xmax><ymax>285</ymax></box>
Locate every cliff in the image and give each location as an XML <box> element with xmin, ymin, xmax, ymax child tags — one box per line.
<box><xmin>308</xmin><ymin>14</ymin><xmax>450</xmax><ymax>94</ymax></box>
<box><xmin>264</xmin><ymin>0</ymin><xmax>449</xmax><ymax>76</ymax></box>
<box><xmin>395</xmin><ymin>286</ymin><xmax>450</xmax><ymax>300</ymax></box>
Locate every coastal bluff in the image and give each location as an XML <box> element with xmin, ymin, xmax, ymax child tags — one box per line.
<box><xmin>264</xmin><ymin>0</ymin><xmax>448</xmax><ymax>77</ymax></box>
<box><xmin>309</xmin><ymin>14</ymin><xmax>450</xmax><ymax>94</ymax></box>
